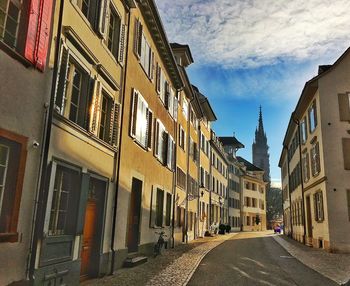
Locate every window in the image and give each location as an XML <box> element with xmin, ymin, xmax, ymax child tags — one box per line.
<box><xmin>300</xmin><ymin>117</ymin><xmax>308</xmax><ymax>144</ymax></box>
<box><xmin>0</xmin><ymin>130</ymin><xmax>27</xmax><ymax>242</ymax></box>
<box><xmin>308</xmin><ymin>100</ymin><xmax>318</xmax><ymax>133</ymax></box>
<box><xmin>165</xmin><ymin>193</ymin><xmax>171</xmax><ymax>226</ymax></box>
<box><xmin>98</xmin><ymin>91</ymin><xmax>113</xmax><ymax>142</ymax></box>
<box><xmin>313</xmin><ymin>192</ymin><xmax>324</xmax><ymax>222</ymax></box>
<box><xmin>48</xmin><ymin>164</ymin><xmax>80</xmax><ymax>236</ymax></box>
<box><xmin>76</xmin><ymin>0</ymin><xmax>99</xmax><ymax>27</ymax></box>
<box><xmin>155</xmin><ymin>188</ymin><xmax>164</xmax><ymax>227</ymax></box>
<box><xmin>302</xmin><ymin>151</ymin><xmax>310</xmax><ymax>182</ymax></box>
<box><xmin>166</xmin><ymin>135</ymin><xmax>175</xmax><ymax>170</ymax></box>
<box><xmin>342</xmin><ymin>138</ymin><xmax>350</xmax><ymax>170</ymax></box>
<box><xmin>107</xmin><ymin>7</ymin><xmax>121</xmax><ymax>59</ymax></box>
<box><xmin>130</xmin><ymin>90</ymin><xmax>152</xmax><ymax>148</ymax></box>
<box><xmin>182</xmin><ymin>98</ymin><xmax>188</xmax><ymax>120</ymax></box>
<box><xmin>176</xmin><ymin>167</ymin><xmax>186</xmax><ymax>189</ymax></box>
<box><xmin>338</xmin><ymin>93</ymin><xmax>350</xmax><ymax>121</ymax></box>
<box><xmin>246</xmin><ymin>216</ymin><xmax>250</xmax><ymax>226</ymax></box>
<box><xmin>311</xmin><ymin>141</ymin><xmax>321</xmax><ymax>176</ymax></box>
<box><xmin>347</xmin><ymin>189</ymin><xmax>350</xmax><ymax>221</ymax></box>
<box><xmin>179</xmin><ymin>126</ymin><xmax>185</xmax><ymax>150</ymax></box>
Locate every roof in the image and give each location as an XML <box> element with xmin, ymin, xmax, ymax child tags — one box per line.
<box><xmin>170</xmin><ymin>43</ymin><xmax>194</xmax><ymax>65</ymax></box>
<box><xmin>236</xmin><ymin>156</ymin><xmax>264</xmax><ymax>172</ymax></box>
<box><xmin>192</xmin><ymin>85</ymin><xmax>217</xmax><ymax>121</ymax></box>
<box><xmin>219</xmin><ymin>136</ymin><xmax>244</xmax><ymax>149</ymax></box>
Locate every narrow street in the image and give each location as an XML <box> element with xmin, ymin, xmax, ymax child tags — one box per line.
<box><xmin>188</xmin><ymin>232</ymin><xmax>337</xmax><ymax>286</ymax></box>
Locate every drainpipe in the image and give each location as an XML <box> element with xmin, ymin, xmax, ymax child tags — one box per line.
<box><xmin>28</xmin><ymin>0</ymin><xmax>65</xmax><ymax>279</ymax></box>
<box><xmin>110</xmin><ymin>6</ymin><xmax>132</xmax><ymax>274</ymax></box>
<box><xmin>184</xmin><ymin>100</ymin><xmax>191</xmax><ymax>244</ymax></box>
<box><xmin>197</xmin><ymin>120</ymin><xmax>201</xmax><ymax>238</ymax></box>
<box><xmin>209</xmin><ymin>140</ymin><xmax>213</xmax><ymax>226</ymax></box>
<box><xmin>292</xmin><ymin>116</ymin><xmax>307</xmax><ymax>244</ymax></box>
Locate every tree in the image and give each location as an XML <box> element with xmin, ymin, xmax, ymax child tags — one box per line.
<box><xmin>266</xmin><ymin>187</ymin><xmax>283</xmax><ymax>222</ymax></box>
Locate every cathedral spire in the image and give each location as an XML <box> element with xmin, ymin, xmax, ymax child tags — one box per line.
<box><xmin>258</xmin><ymin>105</ymin><xmax>264</xmax><ymax>134</ymax></box>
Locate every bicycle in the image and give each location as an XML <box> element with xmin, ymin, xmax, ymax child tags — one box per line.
<box><xmin>154</xmin><ymin>231</ymin><xmax>167</xmax><ymax>257</ymax></box>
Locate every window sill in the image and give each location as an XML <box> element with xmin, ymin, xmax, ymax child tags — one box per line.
<box><xmin>0</xmin><ymin>232</ymin><xmax>19</xmax><ymax>243</ymax></box>
<box><xmin>0</xmin><ymin>41</ymin><xmax>33</xmax><ymax>69</ymax></box>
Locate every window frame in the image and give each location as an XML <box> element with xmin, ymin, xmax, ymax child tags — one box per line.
<box><xmin>0</xmin><ymin>128</ymin><xmax>27</xmax><ymax>243</ymax></box>
<box><xmin>308</xmin><ymin>100</ymin><xmax>318</xmax><ymax>133</ymax></box>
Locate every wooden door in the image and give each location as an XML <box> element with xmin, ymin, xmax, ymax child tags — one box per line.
<box><xmin>80</xmin><ymin>199</ymin><xmax>97</xmax><ymax>279</ymax></box>
<box><xmin>127</xmin><ymin>178</ymin><xmax>142</xmax><ymax>253</ymax></box>
<box><xmin>306</xmin><ymin>196</ymin><xmax>313</xmax><ymax>241</ymax></box>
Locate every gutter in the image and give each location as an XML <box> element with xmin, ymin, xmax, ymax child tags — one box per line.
<box><xmin>28</xmin><ymin>0</ymin><xmax>64</xmax><ymax>279</ymax></box>
<box><xmin>110</xmin><ymin>6</ymin><xmax>132</xmax><ymax>274</ymax></box>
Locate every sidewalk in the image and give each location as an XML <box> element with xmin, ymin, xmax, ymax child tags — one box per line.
<box><xmin>83</xmin><ymin>232</ymin><xmax>238</xmax><ymax>286</ymax></box>
<box><xmin>273</xmin><ymin>235</ymin><xmax>350</xmax><ymax>285</ymax></box>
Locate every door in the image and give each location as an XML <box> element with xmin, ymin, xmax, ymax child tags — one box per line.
<box><xmin>127</xmin><ymin>178</ymin><xmax>142</xmax><ymax>253</ymax></box>
<box><xmin>80</xmin><ymin>198</ymin><xmax>97</xmax><ymax>279</ymax></box>
<box><xmin>306</xmin><ymin>196</ymin><xmax>313</xmax><ymax>242</ymax></box>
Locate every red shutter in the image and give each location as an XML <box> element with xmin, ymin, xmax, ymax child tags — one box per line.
<box><xmin>25</xmin><ymin>0</ymin><xmax>54</xmax><ymax>71</ymax></box>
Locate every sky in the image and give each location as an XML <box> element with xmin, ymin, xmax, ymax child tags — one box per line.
<box><xmin>154</xmin><ymin>0</ymin><xmax>350</xmax><ymax>185</ymax></box>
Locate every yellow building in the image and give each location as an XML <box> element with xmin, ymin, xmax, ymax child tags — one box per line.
<box><xmin>210</xmin><ymin>131</ymin><xmax>229</xmax><ymax>226</ymax></box>
<box><xmin>238</xmin><ymin>157</ymin><xmax>267</xmax><ymax>231</ymax></box>
<box><xmin>115</xmin><ymin>0</ymin><xmax>183</xmax><ymax>268</ymax></box>
<box><xmin>30</xmin><ymin>0</ymin><xmax>132</xmax><ymax>284</ymax></box>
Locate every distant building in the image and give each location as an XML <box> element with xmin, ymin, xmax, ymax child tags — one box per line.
<box><xmin>238</xmin><ymin>157</ymin><xmax>267</xmax><ymax>231</ymax></box>
<box><xmin>252</xmin><ymin>107</ymin><xmax>270</xmax><ymax>183</ymax></box>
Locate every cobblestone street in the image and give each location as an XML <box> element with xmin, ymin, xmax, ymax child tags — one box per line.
<box><xmin>83</xmin><ymin>233</ymin><xmax>237</xmax><ymax>286</ymax></box>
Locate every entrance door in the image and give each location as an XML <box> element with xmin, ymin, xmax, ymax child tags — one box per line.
<box><xmin>306</xmin><ymin>196</ymin><xmax>313</xmax><ymax>242</ymax></box>
<box><xmin>127</xmin><ymin>178</ymin><xmax>142</xmax><ymax>253</ymax></box>
<box><xmin>80</xmin><ymin>177</ymin><xmax>107</xmax><ymax>280</ymax></box>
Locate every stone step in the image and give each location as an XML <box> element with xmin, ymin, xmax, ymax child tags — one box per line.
<box><xmin>123</xmin><ymin>256</ymin><xmax>148</xmax><ymax>268</ymax></box>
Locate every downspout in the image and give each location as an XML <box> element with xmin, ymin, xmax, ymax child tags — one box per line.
<box><xmin>293</xmin><ymin>116</ymin><xmax>307</xmax><ymax>244</ymax></box>
<box><xmin>110</xmin><ymin>6</ymin><xmax>132</xmax><ymax>274</ymax></box>
<box><xmin>209</xmin><ymin>140</ymin><xmax>213</xmax><ymax>226</ymax></box>
<box><xmin>184</xmin><ymin>100</ymin><xmax>190</xmax><ymax>243</ymax></box>
<box><xmin>196</xmin><ymin>120</ymin><xmax>201</xmax><ymax>238</ymax></box>
<box><xmin>28</xmin><ymin>0</ymin><xmax>64</xmax><ymax>279</ymax></box>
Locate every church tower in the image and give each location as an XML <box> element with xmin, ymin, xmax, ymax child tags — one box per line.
<box><xmin>252</xmin><ymin>106</ymin><xmax>270</xmax><ymax>183</ymax></box>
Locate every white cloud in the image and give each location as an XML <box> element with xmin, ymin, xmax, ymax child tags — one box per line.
<box><xmin>155</xmin><ymin>0</ymin><xmax>350</xmax><ymax>68</ymax></box>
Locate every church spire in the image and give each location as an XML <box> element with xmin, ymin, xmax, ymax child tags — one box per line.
<box><xmin>258</xmin><ymin>105</ymin><xmax>264</xmax><ymax>134</ymax></box>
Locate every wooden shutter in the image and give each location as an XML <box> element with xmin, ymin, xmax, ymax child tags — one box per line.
<box><xmin>313</xmin><ymin>194</ymin><xmax>318</xmax><ymax>221</ymax></box>
<box><xmin>118</xmin><ymin>23</ymin><xmax>126</xmax><ymax>65</ymax></box>
<box><xmin>162</xmin><ymin>132</ymin><xmax>169</xmax><ymax>165</ymax></box>
<box><xmin>150</xmin><ymin>52</ymin><xmax>155</xmax><ymax>81</ymax></box>
<box><xmin>89</xmin><ymin>80</ymin><xmax>101</xmax><ymax>134</ymax></box>
<box><xmin>149</xmin><ymin>186</ymin><xmax>157</xmax><ymax>227</ymax></box>
<box><xmin>173</xmin><ymin>95</ymin><xmax>178</xmax><ymax>122</ymax></box>
<box><xmin>319</xmin><ymin>192</ymin><xmax>324</xmax><ymax>221</ymax></box>
<box><xmin>167</xmin><ymin>136</ymin><xmax>172</xmax><ymax>168</ymax></box>
<box><xmin>338</xmin><ymin>94</ymin><xmax>350</xmax><ymax>121</ymax></box>
<box><xmin>25</xmin><ymin>0</ymin><xmax>40</xmax><ymax>65</ymax></box>
<box><xmin>164</xmin><ymin>81</ymin><xmax>169</xmax><ymax>108</ymax></box>
<box><xmin>98</xmin><ymin>0</ymin><xmax>109</xmax><ymax>38</ymax></box>
<box><xmin>130</xmin><ymin>90</ymin><xmax>138</xmax><ymax>137</ymax></box>
<box><xmin>146</xmin><ymin>109</ymin><xmax>153</xmax><ymax>149</ymax></box>
<box><xmin>347</xmin><ymin>189</ymin><xmax>350</xmax><ymax>221</ymax></box>
<box><xmin>55</xmin><ymin>45</ymin><xmax>69</xmax><ymax>115</ymax></box>
<box><xmin>156</xmin><ymin>64</ymin><xmax>161</xmax><ymax>93</ymax></box>
<box><xmin>76</xmin><ymin>173</ymin><xmax>90</xmax><ymax>234</ymax></box>
<box><xmin>133</xmin><ymin>18</ymin><xmax>142</xmax><ymax>58</ymax></box>
<box><xmin>43</xmin><ymin>161</ymin><xmax>57</xmax><ymax>235</ymax></box>
<box><xmin>111</xmin><ymin>102</ymin><xmax>120</xmax><ymax>146</ymax></box>
<box><xmin>315</xmin><ymin>142</ymin><xmax>320</xmax><ymax>174</ymax></box>
<box><xmin>154</xmin><ymin>120</ymin><xmax>159</xmax><ymax>157</ymax></box>
<box><xmin>342</xmin><ymin>138</ymin><xmax>350</xmax><ymax>170</ymax></box>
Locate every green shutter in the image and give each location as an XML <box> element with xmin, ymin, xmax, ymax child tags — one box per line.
<box><xmin>76</xmin><ymin>173</ymin><xmax>90</xmax><ymax>234</ymax></box>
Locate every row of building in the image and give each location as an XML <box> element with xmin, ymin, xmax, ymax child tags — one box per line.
<box><xmin>279</xmin><ymin>47</ymin><xmax>350</xmax><ymax>253</ymax></box>
<box><xmin>0</xmin><ymin>0</ymin><xmax>267</xmax><ymax>285</ymax></box>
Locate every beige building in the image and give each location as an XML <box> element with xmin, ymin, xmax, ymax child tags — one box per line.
<box><xmin>238</xmin><ymin>157</ymin><xmax>267</xmax><ymax>231</ymax></box>
<box><xmin>210</xmin><ymin>131</ymin><xmax>229</xmax><ymax>226</ymax></box>
<box><xmin>279</xmin><ymin>148</ymin><xmax>291</xmax><ymax>236</ymax></box>
<box><xmin>280</xmin><ymin>48</ymin><xmax>350</xmax><ymax>253</ymax></box>
<box><xmin>171</xmin><ymin>44</ymin><xmax>202</xmax><ymax>244</ymax></box>
<box><xmin>220</xmin><ymin>136</ymin><xmax>245</xmax><ymax>232</ymax></box>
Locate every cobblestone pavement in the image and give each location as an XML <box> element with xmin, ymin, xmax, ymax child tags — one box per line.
<box><xmin>273</xmin><ymin>235</ymin><xmax>350</xmax><ymax>285</ymax></box>
<box><xmin>83</xmin><ymin>233</ymin><xmax>237</xmax><ymax>286</ymax></box>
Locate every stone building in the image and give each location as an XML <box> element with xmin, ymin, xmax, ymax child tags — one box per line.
<box><xmin>280</xmin><ymin>47</ymin><xmax>350</xmax><ymax>253</ymax></box>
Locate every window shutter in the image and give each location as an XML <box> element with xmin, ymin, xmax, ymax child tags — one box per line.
<box><xmin>315</xmin><ymin>142</ymin><xmax>320</xmax><ymax>174</ymax></box>
<box><xmin>319</xmin><ymin>193</ymin><xmax>324</xmax><ymax>221</ymax></box>
<box><xmin>173</xmin><ymin>96</ymin><xmax>178</xmax><ymax>122</ymax></box>
<box><xmin>98</xmin><ymin>0</ymin><xmax>109</xmax><ymax>38</ymax></box>
<box><xmin>162</xmin><ymin>132</ymin><xmax>169</xmax><ymax>165</ymax></box>
<box><xmin>133</xmin><ymin>18</ymin><xmax>142</xmax><ymax>58</ymax></box>
<box><xmin>172</xmin><ymin>140</ymin><xmax>176</xmax><ymax>170</ymax></box>
<box><xmin>111</xmin><ymin>102</ymin><xmax>120</xmax><ymax>146</ymax></box>
<box><xmin>150</xmin><ymin>52</ymin><xmax>155</xmax><ymax>81</ymax></box>
<box><xmin>76</xmin><ymin>173</ymin><xmax>90</xmax><ymax>234</ymax></box>
<box><xmin>149</xmin><ymin>186</ymin><xmax>157</xmax><ymax>227</ymax></box>
<box><xmin>154</xmin><ymin>120</ymin><xmax>159</xmax><ymax>157</ymax></box>
<box><xmin>54</xmin><ymin>45</ymin><xmax>70</xmax><ymax>115</ymax></box>
<box><xmin>167</xmin><ymin>136</ymin><xmax>172</xmax><ymax>169</ymax></box>
<box><xmin>25</xmin><ymin>0</ymin><xmax>40</xmax><ymax>65</ymax></box>
<box><xmin>146</xmin><ymin>109</ymin><xmax>153</xmax><ymax>149</ymax></box>
<box><xmin>89</xmin><ymin>80</ymin><xmax>101</xmax><ymax>135</ymax></box>
<box><xmin>313</xmin><ymin>194</ymin><xmax>317</xmax><ymax>221</ymax></box>
<box><xmin>130</xmin><ymin>90</ymin><xmax>138</xmax><ymax>137</ymax></box>
<box><xmin>162</xmin><ymin>191</ymin><xmax>166</xmax><ymax>227</ymax></box>
<box><xmin>347</xmin><ymin>189</ymin><xmax>350</xmax><ymax>221</ymax></box>
<box><xmin>343</xmin><ymin>138</ymin><xmax>350</xmax><ymax>170</ymax></box>
<box><xmin>43</xmin><ymin>161</ymin><xmax>57</xmax><ymax>235</ymax></box>
<box><xmin>156</xmin><ymin>64</ymin><xmax>161</xmax><ymax>93</ymax></box>
<box><xmin>118</xmin><ymin>24</ymin><xmax>126</xmax><ymax>65</ymax></box>
<box><xmin>338</xmin><ymin>94</ymin><xmax>350</xmax><ymax>121</ymax></box>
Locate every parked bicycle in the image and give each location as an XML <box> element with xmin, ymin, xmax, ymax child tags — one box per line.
<box><xmin>154</xmin><ymin>231</ymin><xmax>167</xmax><ymax>257</ymax></box>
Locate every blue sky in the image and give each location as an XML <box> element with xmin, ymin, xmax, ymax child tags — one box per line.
<box><xmin>155</xmin><ymin>0</ymin><xmax>350</xmax><ymax>185</ymax></box>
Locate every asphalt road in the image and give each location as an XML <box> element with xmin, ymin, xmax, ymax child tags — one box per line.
<box><xmin>188</xmin><ymin>232</ymin><xmax>337</xmax><ymax>286</ymax></box>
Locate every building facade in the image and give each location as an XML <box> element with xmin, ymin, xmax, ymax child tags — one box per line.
<box><xmin>238</xmin><ymin>157</ymin><xmax>267</xmax><ymax>231</ymax></box>
<box><xmin>280</xmin><ymin>48</ymin><xmax>350</xmax><ymax>253</ymax></box>
<box><xmin>0</xmin><ymin>0</ymin><xmax>54</xmax><ymax>284</ymax></box>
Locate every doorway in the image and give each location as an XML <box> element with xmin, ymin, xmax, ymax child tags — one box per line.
<box><xmin>306</xmin><ymin>196</ymin><xmax>313</xmax><ymax>242</ymax></box>
<box><xmin>80</xmin><ymin>176</ymin><xmax>107</xmax><ymax>280</ymax></box>
<box><xmin>127</xmin><ymin>178</ymin><xmax>142</xmax><ymax>253</ymax></box>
